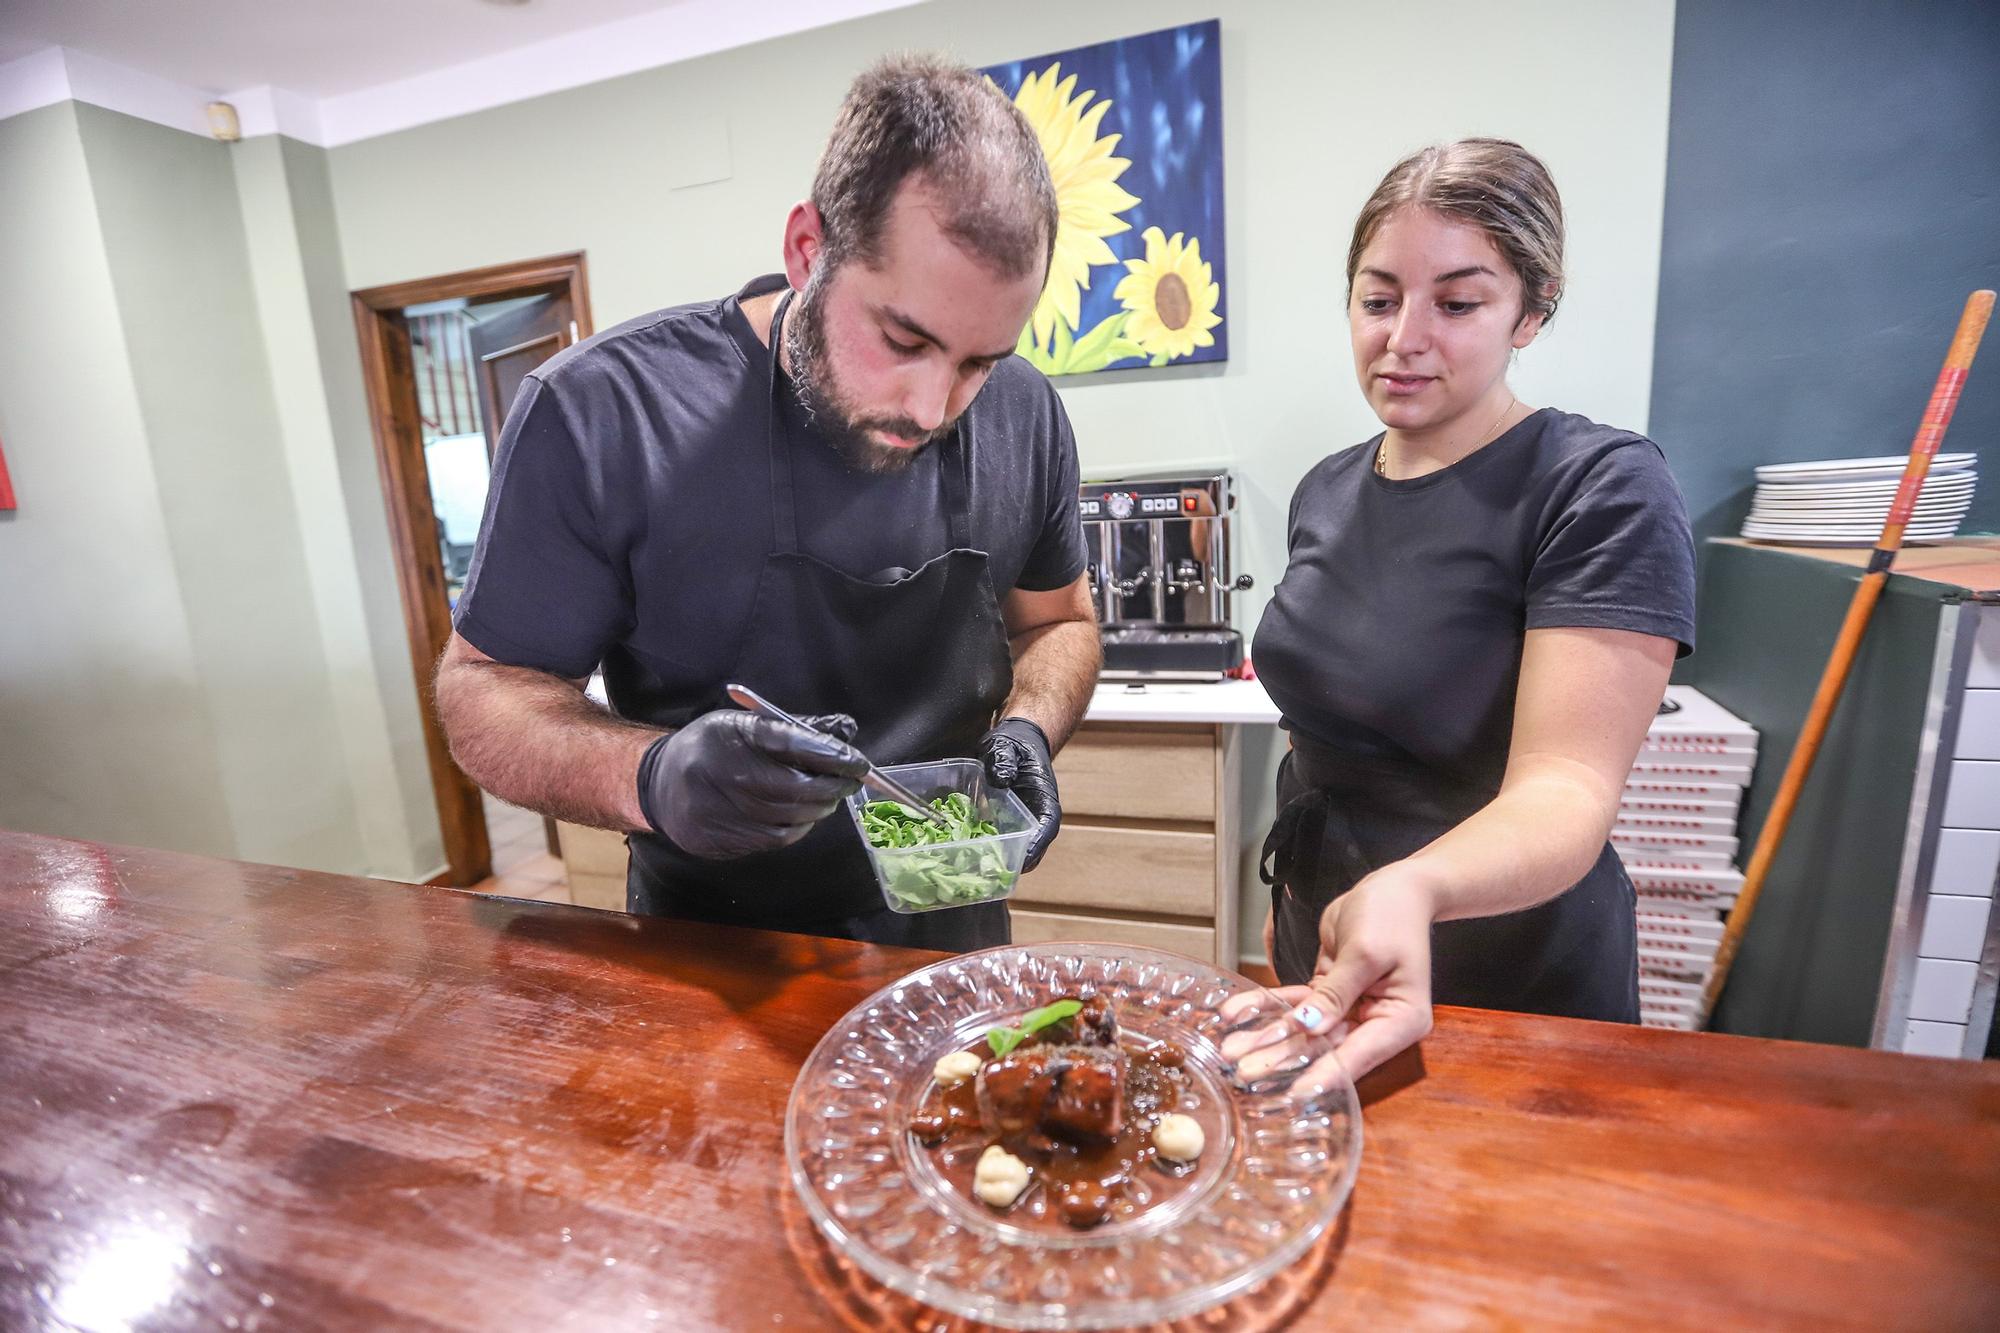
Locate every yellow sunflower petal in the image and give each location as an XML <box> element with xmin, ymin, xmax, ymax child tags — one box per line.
<box><xmin>1010</xmin><ymin>62</ymin><xmax>1141</xmax><ymax>352</ymax></box>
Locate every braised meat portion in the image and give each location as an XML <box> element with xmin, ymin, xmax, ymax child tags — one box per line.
<box><xmin>977</xmin><ymin>1042</ymin><xmax>1128</xmax><ymax>1147</ymax></box>
<box><xmin>975</xmin><ymin>994</ymin><xmax>1127</xmax><ymax>1147</ymax></box>
<box><xmin>907</xmin><ymin>991</ymin><xmax>1202</xmax><ymax>1232</ymax></box>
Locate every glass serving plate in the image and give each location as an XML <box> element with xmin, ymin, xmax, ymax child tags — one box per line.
<box><xmin>784</xmin><ymin>944</ymin><xmax>1362</xmax><ymax>1330</ymax></box>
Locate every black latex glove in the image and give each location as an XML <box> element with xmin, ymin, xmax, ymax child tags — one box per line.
<box><xmin>980</xmin><ymin>717</ymin><xmax>1060</xmax><ymax>871</ymax></box>
<box><xmin>637</xmin><ymin>710</ymin><xmax>870</xmax><ymax>861</ymax></box>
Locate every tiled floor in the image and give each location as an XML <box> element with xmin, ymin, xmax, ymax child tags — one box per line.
<box><xmin>472</xmin><ymin>794</ymin><xmax>572</xmax><ymax>905</ymax></box>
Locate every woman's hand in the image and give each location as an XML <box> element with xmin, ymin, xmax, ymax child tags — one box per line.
<box><xmin>1229</xmin><ymin>864</ymin><xmax>1441</xmax><ymax>1084</ymax></box>
<box><xmin>1305</xmin><ymin>864</ymin><xmax>1439</xmax><ymax>1077</ymax></box>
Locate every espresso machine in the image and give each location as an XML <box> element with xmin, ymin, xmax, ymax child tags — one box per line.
<box><xmin>1080</xmin><ymin>471</ymin><xmax>1253</xmax><ymax>680</ymax></box>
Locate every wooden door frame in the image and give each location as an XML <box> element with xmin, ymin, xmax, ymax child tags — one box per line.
<box><xmin>351</xmin><ymin>252</ymin><xmax>594</xmax><ymax>887</ymax></box>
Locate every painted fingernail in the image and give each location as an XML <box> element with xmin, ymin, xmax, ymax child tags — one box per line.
<box><xmin>1294</xmin><ymin>1003</ymin><xmax>1324</xmax><ymax>1030</ymax></box>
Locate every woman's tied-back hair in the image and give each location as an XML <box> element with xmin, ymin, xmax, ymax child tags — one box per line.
<box><xmin>1347</xmin><ymin>138</ymin><xmax>1566</xmax><ymax>328</ymax></box>
<box><xmin>811</xmin><ymin>54</ymin><xmax>1058</xmax><ymax>283</ymax></box>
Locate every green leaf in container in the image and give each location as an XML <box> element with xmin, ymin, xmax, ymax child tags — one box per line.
<box><xmin>860</xmin><ymin>793</ymin><xmax>1015</xmax><ymax>910</ymax></box>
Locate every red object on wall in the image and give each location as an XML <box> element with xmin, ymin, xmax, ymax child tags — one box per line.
<box><xmin>0</xmin><ymin>433</ymin><xmax>15</xmax><ymax>510</ymax></box>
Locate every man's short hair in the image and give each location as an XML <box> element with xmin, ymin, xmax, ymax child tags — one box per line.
<box><xmin>810</xmin><ymin>53</ymin><xmax>1057</xmax><ymax>282</ymax></box>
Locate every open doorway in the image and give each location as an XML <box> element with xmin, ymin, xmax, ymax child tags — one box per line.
<box><xmin>351</xmin><ymin>253</ymin><xmax>592</xmax><ymax>888</ymax></box>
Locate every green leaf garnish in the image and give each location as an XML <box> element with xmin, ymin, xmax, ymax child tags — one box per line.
<box><xmin>985</xmin><ymin>999</ymin><xmax>1083</xmax><ymax>1058</ymax></box>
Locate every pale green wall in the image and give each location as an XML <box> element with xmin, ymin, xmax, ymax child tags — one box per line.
<box><xmin>324</xmin><ymin>0</ymin><xmax>1676</xmax><ymax>956</ymax></box>
<box><xmin>74</xmin><ymin>104</ymin><xmax>367</xmax><ymax>871</ymax></box>
<box><xmin>279</xmin><ymin>134</ymin><xmax>442</xmax><ymax>874</ymax></box>
<box><xmin>0</xmin><ymin>103</ymin><xmax>439</xmax><ymax>879</ymax></box>
<box><xmin>232</xmin><ymin>134</ymin><xmax>443</xmax><ymax>878</ymax></box>
<box><xmin>0</xmin><ymin>104</ymin><xmax>236</xmax><ymax>855</ymax></box>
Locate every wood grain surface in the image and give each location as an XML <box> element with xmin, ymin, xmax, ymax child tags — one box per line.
<box><xmin>2</xmin><ymin>830</ymin><xmax>1996</xmax><ymax>1331</ymax></box>
<box><xmin>1012</xmin><ymin>824</ymin><xmax>1216</xmax><ymax>917</ymax></box>
<box><xmin>1052</xmin><ymin>725</ymin><xmax>1216</xmax><ymax>822</ymax></box>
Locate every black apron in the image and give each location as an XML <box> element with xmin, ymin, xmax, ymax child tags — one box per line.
<box><xmin>625</xmin><ymin>291</ymin><xmax>1014</xmax><ymax>951</ymax></box>
<box><xmin>1262</xmin><ymin>728</ymin><xmax>1639</xmax><ymax>1022</ymax></box>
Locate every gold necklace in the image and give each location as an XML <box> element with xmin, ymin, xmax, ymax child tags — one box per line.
<box><xmin>1376</xmin><ymin>395</ymin><xmax>1519</xmax><ymax>477</ymax></box>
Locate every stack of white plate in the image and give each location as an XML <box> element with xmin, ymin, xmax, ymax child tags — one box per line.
<box><xmin>1741</xmin><ymin>453</ymin><xmax>1977</xmax><ymax>547</ymax></box>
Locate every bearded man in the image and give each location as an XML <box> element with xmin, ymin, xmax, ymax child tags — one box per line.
<box><xmin>435</xmin><ymin>54</ymin><xmax>1098</xmax><ymax>949</ymax></box>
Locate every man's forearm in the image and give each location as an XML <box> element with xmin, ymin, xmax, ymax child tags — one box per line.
<box><xmin>1000</xmin><ymin>618</ymin><xmax>1100</xmax><ymax>752</ymax></box>
<box><xmin>436</xmin><ymin>657</ymin><xmax>660</xmax><ymax>833</ymax></box>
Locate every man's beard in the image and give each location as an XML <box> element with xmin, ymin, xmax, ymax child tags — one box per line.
<box><xmin>784</xmin><ymin>270</ymin><xmax>955</xmax><ymax>475</ymax></box>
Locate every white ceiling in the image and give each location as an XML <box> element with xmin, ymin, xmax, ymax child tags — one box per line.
<box><xmin>0</xmin><ymin>0</ymin><xmax>925</xmax><ymax>145</ymax></box>
<box><xmin>0</xmin><ymin>0</ymin><xmax>694</xmax><ymax>97</ymax></box>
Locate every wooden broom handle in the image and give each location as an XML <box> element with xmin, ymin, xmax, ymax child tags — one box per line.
<box><xmin>1702</xmin><ymin>290</ymin><xmax>1994</xmax><ymax>1019</ymax></box>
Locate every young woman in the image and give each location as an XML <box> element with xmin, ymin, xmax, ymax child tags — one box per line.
<box><xmin>1250</xmin><ymin>139</ymin><xmax>1696</xmax><ymax>1079</ymax></box>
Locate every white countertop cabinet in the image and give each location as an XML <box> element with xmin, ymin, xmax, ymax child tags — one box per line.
<box><xmin>1008</xmin><ymin>680</ymin><xmax>1281</xmax><ymax>968</ymax></box>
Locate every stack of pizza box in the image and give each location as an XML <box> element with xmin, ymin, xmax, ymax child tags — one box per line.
<box><xmin>1619</xmin><ymin>686</ymin><xmax>1759</xmax><ymax>1030</ymax></box>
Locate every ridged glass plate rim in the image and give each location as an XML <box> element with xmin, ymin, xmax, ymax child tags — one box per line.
<box><xmin>783</xmin><ymin>942</ymin><xmax>1363</xmax><ymax>1330</ymax></box>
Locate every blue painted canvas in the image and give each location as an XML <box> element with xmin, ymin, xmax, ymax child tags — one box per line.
<box><xmin>983</xmin><ymin>19</ymin><xmax>1227</xmax><ymax>376</ymax></box>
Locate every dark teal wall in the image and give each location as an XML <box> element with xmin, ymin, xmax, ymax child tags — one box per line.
<box><xmin>1651</xmin><ymin>0</ymin><xmax>2000</xmax><ymax>542</ymax></box>
<box><xmin>1686</xmin><ymin>543</ymin><xmax>1943</xmax><ymax>1045</ymax></box>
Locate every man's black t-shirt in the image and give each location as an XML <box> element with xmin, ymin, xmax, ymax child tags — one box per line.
<box><xmin>1253</xmin><ymin>408</ymin><xmax>1697</xmax><ymax>793</ymax></box>
<box><xmin>454</xmin><ymin>276</ymin><xmax>1087</xmax><ymax>719</ymax></box>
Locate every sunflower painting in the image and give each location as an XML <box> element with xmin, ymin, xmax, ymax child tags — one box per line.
<box><xmin>983</xmin><ymin>20</ymin><xmax>1227</xmax><ymax>376</ymax></box>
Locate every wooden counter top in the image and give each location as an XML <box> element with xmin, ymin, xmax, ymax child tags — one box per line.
<box><xmin>1713</xmin><ymin>535</ymin><xmax>2000</xmax><ymax>594</ymax></box>
<box><xmin>2</xmin><ymin>830</ymin><xmax>1996</xmax><ymax>1330</ymax></box>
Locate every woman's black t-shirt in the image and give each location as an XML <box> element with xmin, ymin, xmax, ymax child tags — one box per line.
<box><xmin>1252</xmin><ymin>408</ymin><xmax>1697</xmax><ymax>792</ymax></box>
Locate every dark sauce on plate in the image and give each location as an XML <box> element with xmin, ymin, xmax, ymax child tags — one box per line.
<box><xmin>910</xmin><ymin>1020</ymin><xmax>1206</xmax><ymax>1230</ymax></box>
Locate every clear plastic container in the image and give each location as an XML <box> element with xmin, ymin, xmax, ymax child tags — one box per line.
<box><xmin>845</xmin><ymin>759</ymin><xmax>1036</xmax><ymax>914</ymax></box>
